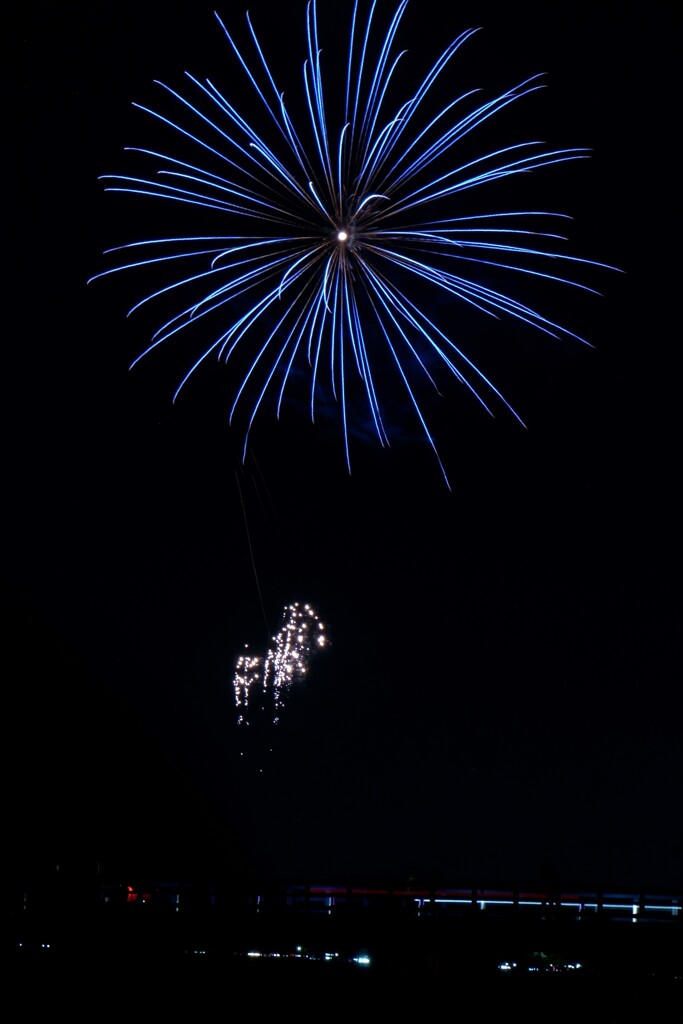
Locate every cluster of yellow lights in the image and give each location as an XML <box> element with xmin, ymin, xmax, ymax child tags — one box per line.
<box><xmin>233</xmin><ymin>603</ymin><xmax>328</xmax><ymax>729</ymax></box>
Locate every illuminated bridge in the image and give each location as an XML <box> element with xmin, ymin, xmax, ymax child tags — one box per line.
<box><xmin>275</xmin><ymin>884</ymin><xmax>681</xmax><ymax>924</ymax></box>
<box><xmin>96</xmin><ymin>877</ymin><xmax>682</xmax><ymax>924</ymax></box>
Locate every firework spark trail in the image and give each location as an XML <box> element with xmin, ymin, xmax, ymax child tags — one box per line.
<box><xmin>90</xmin><ymin>0</ymin><xmax>618</xmax><ymax>486</ymax></box>
<box><xmin>233</xmin><ymin>602</ymin><xmax>328</xmax><ymax>743</ymax></box>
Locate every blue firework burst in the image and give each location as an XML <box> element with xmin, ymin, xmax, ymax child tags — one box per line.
<box><xmin>90</xmin><ymin>0</ymin><xmax>615</xmax><ymax>487</ymax></box>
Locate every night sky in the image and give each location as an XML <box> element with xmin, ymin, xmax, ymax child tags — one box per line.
<box><xmin>7</xmin><ymin>0</ymin><xmax>681</xmax><ymax>893</ymax></box>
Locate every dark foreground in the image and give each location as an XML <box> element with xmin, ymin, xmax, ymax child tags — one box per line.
<box><xmin>9</xmin><ymin>903</ymin><xmax>681</xmax><ymax>1020</ymax></box>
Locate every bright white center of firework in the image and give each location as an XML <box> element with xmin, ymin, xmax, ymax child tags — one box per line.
<box><xmin>337</xmin><ymin>230</ymin><xmax>348</xmax><ymax>242</ymax></box>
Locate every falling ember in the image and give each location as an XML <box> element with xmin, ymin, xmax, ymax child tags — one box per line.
<box><xmin>233</xmin><ymin>603</ymin><xmax>328</xmax><ymax>740</ymax></box>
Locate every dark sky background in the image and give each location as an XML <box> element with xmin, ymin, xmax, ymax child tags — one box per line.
<box><xmin>7</xmin><ymin>0</ymin><xmax>681</xmax><ymax>893</ymax></box>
